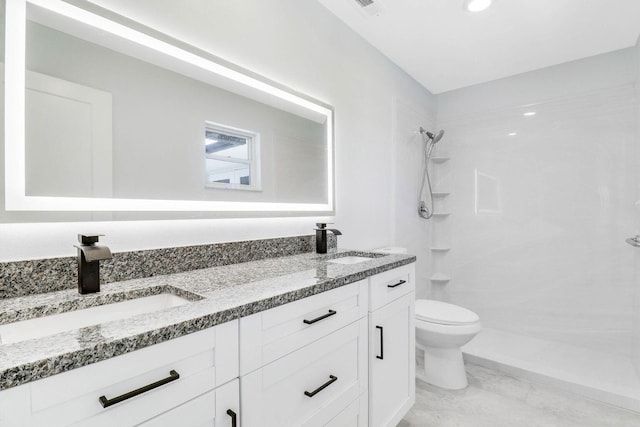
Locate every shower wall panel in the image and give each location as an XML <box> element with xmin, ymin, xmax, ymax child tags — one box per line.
<box><xmin>436</xmin><ymin>48</ymin><xmax>639</xmax><ymax>359</ymax></box>
<box><xmin>393</xmin><ymin>98</ymin><xmax>436</xmax><ymax>300</ymax></box>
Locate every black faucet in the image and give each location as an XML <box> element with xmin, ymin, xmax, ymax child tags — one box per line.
<box><xmin>315</xmin><ymin>223</ymin><xmax>342</xmax><ymax>254</ymax></box>
<box><xmin>74</xmin><ymin>234</ymin><xmax>113</xmax><ymax>294</ymax></box>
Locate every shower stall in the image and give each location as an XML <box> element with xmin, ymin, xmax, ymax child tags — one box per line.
<box><xmin>409</xmin><ymin>42</ymin><xmax>640</xmax><ymax>411</ymax></box>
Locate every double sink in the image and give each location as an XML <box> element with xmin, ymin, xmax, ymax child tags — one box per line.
<box><xmin>0</xmin><ymin>251</ymin><xmax>382</xmax><ymax>346</ymax></box>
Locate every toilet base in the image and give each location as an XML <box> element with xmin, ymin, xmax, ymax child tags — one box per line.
<box><xmin>416</xmin><ymin>344</ymin><xmax>468</xmax><ymax>390</ymax></box>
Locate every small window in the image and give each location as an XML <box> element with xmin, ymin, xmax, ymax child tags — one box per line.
<box><xmin>205</xmin><ymin>122</ymin><xmax>260</xmax><ymax>191</ymax></box>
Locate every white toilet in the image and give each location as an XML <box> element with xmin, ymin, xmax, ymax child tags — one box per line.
<box><xmin>374</xmin><ymin>246</ymin><xmax>481</xmax><ymax>390</ymax></box>
<box><xmin>415</xmin><ymin>299</ymin><xmax>481</xmax><ymax>389</ymax></box>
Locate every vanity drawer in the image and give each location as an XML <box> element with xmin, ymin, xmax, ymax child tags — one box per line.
<box><xmin>136</xmin><ymin>378</ymin><xmax>239</xmax><ymax>427</ymax></box>
<box><xmin>306</xmin><ymin>393</ymin><xmax>367</xmax><ymax>427</ymax></box>
<box><xmin>369</xmin><ymin>265</ymin><xmax>415</xmax><ymax>312</ymax></box>
<box><xmin>29</xmin><ymin>321</ymin><xmax>238</xmax><ymax>427</ymax></box>
<box><xmin>240</xmin><ymin>280</ymin><xmax>368</xmax><ymax>375</ymax></box>
<box><xmin>241</xmin><ymin>317</ymin><xmax>368</xmax><ymax>427</ymax></box>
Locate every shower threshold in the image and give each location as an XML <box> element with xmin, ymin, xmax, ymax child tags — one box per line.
<box><xmin>462</xmin><ymin>328</ymin><xmax>640</xmax><ymax>413</ymax></box>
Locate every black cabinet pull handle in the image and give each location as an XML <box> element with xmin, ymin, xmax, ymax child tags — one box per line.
<box><xmin>226</xmin><ymin>409</ymin><xmax>237</xmax><ymax>427</ymax></box>
<box><xmin>388</xmin><ymin>279</ymin><xmax>406</xmax><ymax>288</ymax></box>
<box><xmin>304</xmin><ymin>375</ymin><xmax>338</xmax><ymax>397</ymax></box>
<box><xmin>303</xmin><ymin>309</ymin><xmax>337</xmax><ymax>325</ymax></box>
<box><xmin>376</xmin><ymin>326</ymin><xmax>384</xmax><ymax>360</ymax></box>
<box><xmin>98</xmin><ymin>370</ymin><xmax>180</xmax><ymax>408</ymax></box>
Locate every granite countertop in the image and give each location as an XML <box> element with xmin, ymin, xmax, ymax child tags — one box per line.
<box><xmin>0</xmin><ymin>249</ymin><xmax>415</xmax><ymax>391</ymax></box>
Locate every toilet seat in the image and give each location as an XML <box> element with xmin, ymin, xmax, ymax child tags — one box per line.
<box><xmin>415</xmin><ymin>300</ymin><xmax>479</xmax><ymax>326</ymax></box>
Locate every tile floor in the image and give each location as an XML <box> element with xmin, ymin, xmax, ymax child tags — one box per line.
<box><xmin>399</xmin><ymin>364</ymin><xmax>640</xmax><ymax>427</ymax></box>
<box><xmin>461</xmin><ymin>327</ymin><xmax>640</xmax><ymax>411</ymax></box>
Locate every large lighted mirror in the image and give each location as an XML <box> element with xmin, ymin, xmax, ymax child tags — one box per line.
<box><xmin>2</xmin><ymin>0</ymin><xmax>334</xmax><ymax>221</ymax></box>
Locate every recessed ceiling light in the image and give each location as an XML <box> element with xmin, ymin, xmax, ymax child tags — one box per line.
<box><xmin>463</xmin><ymin>0</ymin><xmax>492</xmax><ymax>12</ymax></box>
<box><xmin>508</xmin><ymin>132</ymin><xmax>517</xmax><ymax>136</ymax></box>
<box><xmin>523</xmin><ymin>111</ymin><xmax>536</xmax><ymax>117</ymax></box>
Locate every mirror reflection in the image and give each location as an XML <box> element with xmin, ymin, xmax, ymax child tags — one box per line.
<box><xmin>24</xmin><ymin>10</ymin><xmax>327</xmax><ymax>204</ymax></box>
<box><xmin>0</xmin><ymin>1</ymin><xmax>333</xmax><ymax>222</ymax></box>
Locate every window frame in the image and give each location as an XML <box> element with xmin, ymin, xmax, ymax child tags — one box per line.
<box><xmin>204</xmin><ymin>121</ymin><xmax>261</xmax><ymax>192</ymax></box>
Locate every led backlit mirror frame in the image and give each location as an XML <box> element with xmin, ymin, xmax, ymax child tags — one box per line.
<box><xmin>4</xmin><ymin>0</ymin><xmax>334</xmax><ymax>213</ymax></box>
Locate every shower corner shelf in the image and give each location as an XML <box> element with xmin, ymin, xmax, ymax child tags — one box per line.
<box><xmin>430</xmin><ymin>247</ymin><xmax>451</xmax><ymax>252</ymax></box>
<box><xmin>432</xmin><ymin>192</ymin><xmax>451</xmax><ymax>197</ymax></box>
<box><xmin>430</xmin><ymin>273</ymin><xmax>451</xmax><ymax>283</ymax></box>
<box><xmin>432</xmin><ymin>212</ymin><xmax>451</xmax><ymax>217</ymax></box>
<box><xmin>430</xmin><ymin>156</ymin><xmax>450</xmax><ymax>163</ymax></box>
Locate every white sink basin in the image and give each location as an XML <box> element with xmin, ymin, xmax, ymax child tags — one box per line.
<box><xmin>0</xmin><ymin>294</ymin><xmax>190</xmax><ymax>345</ymax></box>
<box><xmin>327</xmin><ymin>256</ymin><xmax>374</xmax><ymax>265</ymax></box>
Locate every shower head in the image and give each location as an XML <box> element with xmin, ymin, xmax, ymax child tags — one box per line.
<box><xmin>427</xmin><ymin>130</ymin><xmax>445</xmax><ymax>144</ymax></box>
<box><xmin>420</xmin><ymin>127</ymin><xmax>445</xmax><ymax>144</ymax></box>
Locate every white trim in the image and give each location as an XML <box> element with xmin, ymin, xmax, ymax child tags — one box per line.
<box><xmin>5</xmin><ymin>0</ymin><xmax>26</xmax><ymax>210</ymax></box>
<box><xmin>4</xmin><ymin>0</ymin><xmax>334</xmax><ymax>213</ymax></box>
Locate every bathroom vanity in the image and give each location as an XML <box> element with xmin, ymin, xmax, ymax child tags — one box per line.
<box><xmin>0</xmin><ymin>6</ymin><xmax>400</xmax><ymax>422</ymax></box>
<box><xmin>0</xmin><ymin>250</ymin><xmax>415</xmax><ymax>427</ymax></box>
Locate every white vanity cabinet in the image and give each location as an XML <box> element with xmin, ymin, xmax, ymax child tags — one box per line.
<box><xmin>0</xmin><ymin>262</ymin><xmax>416</xmax><ymax>427</ymax></box>
<box><xmin>3</xmin><ymin>320</ymin><xmax>239</xmax><ymax>427</ymax></box>
<box><xmin>240</xmin><ymin>280</ymin><xmax>369</xmax><ymax>427</ymax></box>
<box><xmin>368</xmin><ymin>265</ymin><xmax>416</xmax><ymax>427</ymax></box>
<box><xmin>239</xmin><ymin>263</ymin><xmax>416</xmax><ymax>427</ymax></box>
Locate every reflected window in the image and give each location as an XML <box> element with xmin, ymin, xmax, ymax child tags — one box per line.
<box><xmin>205</xmin><ymin>123</ymin><xmax>260</xmax><ymax>191</ymax></box>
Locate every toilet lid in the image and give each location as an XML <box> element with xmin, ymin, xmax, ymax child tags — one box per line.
<box><xmin>415</xmin><ymin>300</ymin><xmax>479</xmax><ymax>325</ymax></box>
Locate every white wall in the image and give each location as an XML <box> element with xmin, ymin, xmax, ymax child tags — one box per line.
<box><xmin>437</xmin><ymin>48</ymin><xmax>639</xmax><ymax>358</ymax></box>
<box><xmin>437</xmin><ymin>48</ymin><xmax>638</xmax><ymax>119</ymax></box>
<box><xmin>0</xmin><ymin>0</ymin><xmax>436</xmax><ymax>261</ymax></box>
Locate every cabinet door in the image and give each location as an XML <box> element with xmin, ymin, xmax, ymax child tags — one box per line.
<box><xmin>369</xmin><ymin>293</ymin><xmax>415</xmax><ymax>427</ymax></box>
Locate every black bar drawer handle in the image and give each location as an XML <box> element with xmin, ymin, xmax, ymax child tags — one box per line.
<box><xmin>227</xmin><ymin>409</ymin><xmax>237</xmax><ymax>427</ymax></box>
<box><xmin>376</xmin><ymin>326</ymin><xmax>384</xmax><ymax>360</ymax></box>
<box><xmin>98</xmin><ymin>370</ymin><xmax>180</xmax><ymax>408</ymax></box>
<box><xmin>388</xmin><ymin>279</ymin><xmax>407</xmax><ymax>288</ymax></box>
<box><xmin>304</xmin><ymin>375</ymin><xmax>338</xmax><ymax>397</ymax></box>
<box><xmin>303</xmin><ymin>309</ymin><xmax>337</xmax><ymax>325</ymax></box>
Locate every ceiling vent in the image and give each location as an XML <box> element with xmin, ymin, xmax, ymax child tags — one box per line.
<box><xmin>353</xmin><ymin>0</ymin><xmax>383</xmax><ymax>17</ymax></box>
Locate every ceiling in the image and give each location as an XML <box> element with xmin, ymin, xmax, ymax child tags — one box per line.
<box><xmin>316</xmin><ymin>0</ymin><xmax>640</xmax><ymax>94</ymax></box>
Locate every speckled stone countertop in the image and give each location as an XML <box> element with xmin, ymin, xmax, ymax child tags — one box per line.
<box><xmin>0</xmin><ymin>249</ymin><xmax>415</xmax><ymax>391</ymax></box>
